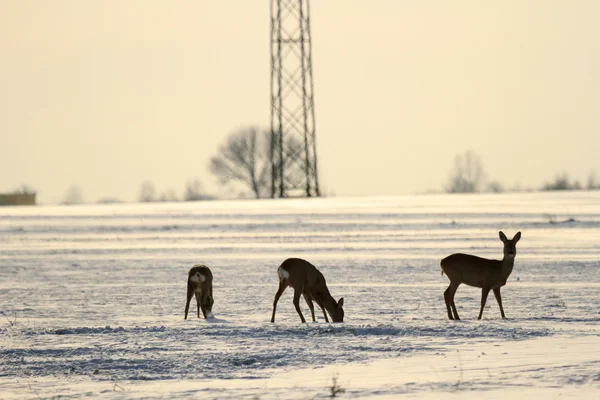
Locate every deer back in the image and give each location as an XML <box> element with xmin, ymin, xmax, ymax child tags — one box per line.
<box><xmin>441</xmin><ymin>253</ymin><xmax>503</xmax><ymax>288</ymax></box>
<box><xmin>279</xmin><ymin>258</ymin><xmax>328</xmax><ymax>292</ymax></box>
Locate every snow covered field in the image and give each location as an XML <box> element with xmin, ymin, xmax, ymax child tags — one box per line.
<box><xmin>1</xmin><ymin>192</ymin><xmax>599</xmax><ymax>399</ymax></box>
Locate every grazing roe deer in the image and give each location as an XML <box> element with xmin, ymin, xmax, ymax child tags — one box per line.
<box><xmin>271</xmin><ymin>258</ymin><xmax>344</xmax><ymax>323</ymax></box>
<box><xmin>441</xmin><ymin>231</ymin><xmax>521</xmax><ymax>320</ymax></box>
<box><xmin>184</xmin><ymin>264</ymin><xmax>214</xmax><ymax>320</ymax></box>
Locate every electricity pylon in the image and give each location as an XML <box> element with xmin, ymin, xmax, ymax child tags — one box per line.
<box><xmin>270</xmin><ymin>0</ymin><xmax>320</xmax><ymax>198</ymax></box>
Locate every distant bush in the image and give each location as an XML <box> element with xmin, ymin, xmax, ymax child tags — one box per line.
<box><xmin>486</xmin><ymin>181</ymin><xmax>505</xmax><ymax>193</ymax></box>
<box><xmin>541</xmin><ymin>174</ymin><xmax>582</xmax><ymax>191</ymax></box>
<box><xmin>136</xmin><ymin>179</ymin><xmax>215</xmax><ymax>203</ymax></box>
<box><xmin>184</xmin><ymin>179</ymin><xmax>215</xmax><ymax>201</ymax></box>
<box><xmin>97</xmin><ymin>198</ymin><xmax>123</xmax><ymax>204</ymax></box>
<box><xmin>62</xmin><ymin>185</ymin><xmax>84</xmax><ymax>205</ymax></box>
<box><xmin>159</xmin><ymin>189</ymin><xmax>179</xmax><ymax>202</ymax></box>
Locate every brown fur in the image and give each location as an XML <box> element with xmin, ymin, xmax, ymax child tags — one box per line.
<box><xmin>440</xmin><ymin>231</ymin><xmax>521</xmax><ymax>320</ymax></box>
<box><xmin>271</xmin><ymin>258</ymin><xmax>344</xmax><ymax>323</ymax></box>
<box><xmin>184</xmin><ymin>264</ymin><xmax>214</xmax><ymax>320</ymax></box>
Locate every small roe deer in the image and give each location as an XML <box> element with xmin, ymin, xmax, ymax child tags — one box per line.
<box><xmin>271</xmin><ymin>258</ymin><xmax>344</xmax><ymax>323</ymax></box>
<box><xmin>184</xmin><ymin>264</ymin><xmax>214</xmax><ymax>320</ymax></box>
<box><xmin>441</xmin><ymin>231</ymin><xmax>521</xmax><ymax>320</ymax></box>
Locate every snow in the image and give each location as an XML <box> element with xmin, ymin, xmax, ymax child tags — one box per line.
<box><xmin>1</xmin><ymin>192</ymin><xmax>599</xmax><ymax>399</ymax></box>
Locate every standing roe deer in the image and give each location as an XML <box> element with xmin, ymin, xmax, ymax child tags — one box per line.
<box><xmin>271</xmin><ymin>258</ymin><xmax>344</xmax><ymax>323</ymax></box>
<box><xmin>184</xmin><ymin>264</ymin><xmax>214</xmax><ymax>320</ymax></box>
<box><xmin>441</xmin><ymin>231</ymin><xmax>521</xmax><ymax>320</ymax></box>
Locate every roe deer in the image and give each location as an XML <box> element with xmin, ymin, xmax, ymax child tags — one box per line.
<box><xmin>271</xmin><ymin>258</ymin><xmax>344</xmax><ymax>323</ymax></box>
<box><xmin>184</xmin><ymin>264</ymin><xmax>214</xmax><ymax>320</ymax></box>
<box><xmin>441</xmin><ymin>231</ymin><xmax>521</xmax><ymax>320</ymax></box>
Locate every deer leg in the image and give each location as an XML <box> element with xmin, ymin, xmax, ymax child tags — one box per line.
<box><xmin>478</xmin><ymin>287</ymin><xmax>491</xmax><ymax>320</ymax></box>
<box><xmin>303</xmin><ymin>294</ymin><xmax>316</xmax><ymax>322</ymax></box>
<box><xmin>184</xmin><ymin>290</ymin><xmax>194</xmax><ymax>320</ymax></box>
<box><xmin>270</xmin><ymin>281</ymin><xmax>287</xmax><ymax>323</ymax></box>
<box><xmin>313</xmin><ymin>297</ymin><xmax>329</xmax><ymax>322</ymax></box>
<box><xmin>312</xmin><ymin>293</ymin><xmax>330</xmax><ymax>322</ymax></box>
<box><xmin>493</xmin><ymin>288</ymin><xmax>506</xmax><ymax>318</ymax></box>
<box><xmin>314</xmin><ymin>297</ymin><xmax>329</xmax><ymax>322</ymax></box>
<box><xmin>292</xmin><ymin>288</ymin><xmax>306</xmax><ymax>323</ymax></box>
<box><xmin>450</xmin><ymin>286</ymin><xmax>460</xmax><ymax>320</ymax></box>
<box><xmin>196</xmin><ymin>292</ymin><xmax>206</xmax><ymax>318</ymax></box>
<box><xmin>199</xmin><ymin>292</ymin><xmax>210</xmax><ymax>319</ymax></box>
<box><xmin>445</xmin><ymin>283</ymin><xmax>460</xmax><ymax>320</ymax></box>
<box><xmin>321</xmin><ymin>306</ymin><xmax>329</xmax><ymax>323</ymax></box>
<box><xmin>443</xmin><ymin>285</ymin><xmax>454</xmax><ymax>320</ymax></box>
<box><xmin>204</xmin><ymin>290</ymin><xmax>214</xmax><ymax>315</ymax></box>
<box><xmin>194</xmin><ymin>292</ymin><xmax>202</xmax><ymax>318</ymax></box>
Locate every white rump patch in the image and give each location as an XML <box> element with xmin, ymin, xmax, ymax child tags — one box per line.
<box><xmin>278</xmin><ymin>267</ymin><xmax>290</xmax><ymax>280</ymax></box>
<box><xmin>190</xmin><ymin>273</ymin><xmax>206</xmax><ymax>283</ymax></box>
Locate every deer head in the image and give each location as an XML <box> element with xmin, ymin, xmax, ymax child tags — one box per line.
<box><xmin>499</xmin><ymin>231</ymin><xmax>521</xmax><ymax>258</ymax></box>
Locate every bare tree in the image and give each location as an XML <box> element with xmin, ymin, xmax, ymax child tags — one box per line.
<box><xmin>138</xmin><ymin>181</ymin><xmax>157</xmax><ymax>202</ymax></box>
<box><xmin>445</xmin><ymin>150</ymin><xmax>487</xmax><ymax>193</ymax></box>
<box><xmin>209</xmin><ymin>127</ymin><xmax>271</xmax><ymax>198</ymax></box>
<box><xmin>62</xmin><ymin>185</ymin><xmax>84</xmax><ymax>205</ymax></box>
<box><xmin>210</xmin><ymin>127</ymin><xmax>306</xmax><ymax>199</ymax></box>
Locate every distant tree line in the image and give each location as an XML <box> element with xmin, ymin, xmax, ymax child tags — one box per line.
<box><xmin>22</xmin><ymin>140</ymin><xmax>600</xmax><ymax>204</ymax></box>
<box><xmin>541</xmin><ymin>173</ymin><xmax>600</xmax><ymax>191</ymax></box>
<box><xmin>49</xmin><ymin>125</ymin><xmax>294</xmax><ymax>205</ymax></box>
<box><xmin>138</xmin><ymin>178</ymin><xmax>216</xmax><ymax>203</ymax></box>
<box><xmin>445</xmin><ymin>150</ymin><xmax>600</xmax><ymax>194</ymax></box>
<box><xmin>51</xmin><ymin>177</ymin><xmax>218</xmax><ymax>206</ymax></box>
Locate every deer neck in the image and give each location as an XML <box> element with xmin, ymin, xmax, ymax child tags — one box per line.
<box><xmin>321</xmin><ymin>291</ymin><xmax>339</xmax><ymax>316</ymax></box>
<box><xmin>501</xmin><ymin>256</ymin><xmax>515</xmax><ymax>279</ymax></box>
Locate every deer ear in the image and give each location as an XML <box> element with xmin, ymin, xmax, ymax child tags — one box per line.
<box><xmin>499</xmin><ymin>231</ymin><xmax>507</xmax><ymax>243</ymax></box>
<box><xmin>513</xmin><ymin>231</ymin><xmax>521</xmax><ymax>242</ymax></box>
<box><xmin>338</xmin><ymin>298</ymin><xmax>344</xmax><ymax>308</ymax></box>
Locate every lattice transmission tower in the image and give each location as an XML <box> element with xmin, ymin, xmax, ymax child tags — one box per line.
<box><xmin>270</xmin><ymin>0</ymin><xmax>320</xmax><ymax>198</ymax></box>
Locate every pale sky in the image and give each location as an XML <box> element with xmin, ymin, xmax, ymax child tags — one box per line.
<box><xmin>1</xmin><ymin>1</ymin><xmax>599</xmax><ymax>204</ymax></box>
